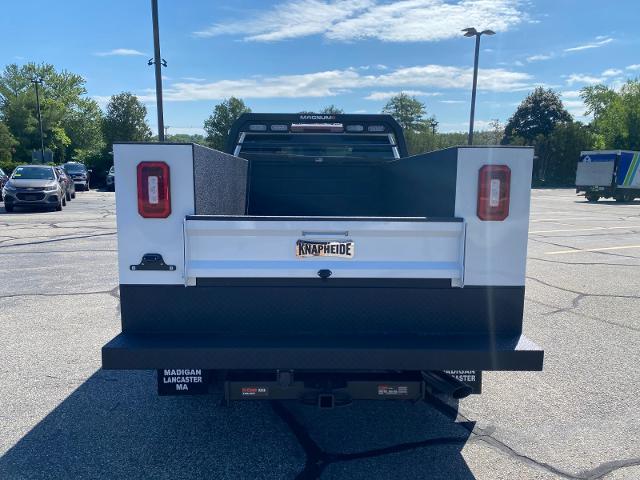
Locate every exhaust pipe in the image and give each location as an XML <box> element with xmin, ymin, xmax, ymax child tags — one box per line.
<box><xmin>422</xmin><ymin>371</ymin><xmax>472</xmax><ymax>399</ymax></box>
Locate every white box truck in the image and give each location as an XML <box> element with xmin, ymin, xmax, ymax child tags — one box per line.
<box><xmin>576</xmin><ymin>150</ymin><xmax>640</xmax><ymax>202</ymax></box>
<box><xmin>102</xmin><ymin>113</ymin><xmax>543</xmax><ymax>406</ymax></box>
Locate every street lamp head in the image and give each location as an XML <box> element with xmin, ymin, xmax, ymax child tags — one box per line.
<box><xmin>462</xmin><ymin>28</ymin><xmax>495</xmax><ymax>37</ymax></box>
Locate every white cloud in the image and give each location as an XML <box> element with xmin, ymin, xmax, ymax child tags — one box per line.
<box><xmin>95</xmin><ymin>48</ymin><xmax>147</xmax><ymax>57</ymax></box>
<box><xmin>566</xmin><ymin>74</ymin><xmax>604</xmax><ymax>86</ymax></box>
<box><xmin>601</xmin><ymin>68</ymin><xmax>622</xmax><ymax>77</ymax></box>
<box><xmin>194</xmin><ymin>0</ymin><xmax>373</xmax><ymax>41</ymax></box>
<box><xmin>564</xmin><ymin>100</ymin><xmax>587</xmax><ymax>118</ymax></box>
<box><xmin>181</xmin><ymin>77</ymin><xmax>207</xmax><ymax>82</ymax></box>
<box><xmin>564</xmin><ymin>37</ymin><xmax>613</xmax><ymax>52</ymax></box>
<box><xmin>561</xmin><ymin>90</ymin><xmax>582</xmax><ymax>98</ymax></box>
<box><xmin>561</xmin><ymin>91</ymin><xmax>588</xmax><ymax>120</ymax></box>
<box><xmin>148</xmin><ymin>64</ymin><xmax>533</xmax><ymax>102</ymax></box>
<box><xmin>194</xmin><ymin>0</ymin><xmax>525</xmax><ymax>43</ymax></box>
<box><xmin>440</xmin><ymin>100</ymin><xmax>466</xmax><ymax>104</ymax></box>
<box><xmin>364</xmin><ymin>90</ymin><xmax>442</xmax><ymax>100</ymax></box>
<box><xmin>526</xmin><ymin>54</ymin><xmax>552</xmax><ymax>62</ymax></box>
<box><xmin>626</xmin><ymin>64</ymin><xmax>640</xmax><ymax>71</ymax></box>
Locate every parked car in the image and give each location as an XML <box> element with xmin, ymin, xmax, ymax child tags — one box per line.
<box><xmin>106</xmin><ymin>165</ymin><xmax>115</xmax><ymax>191</ymax></box>
<box><xmin>0</xmin><ymin>167</ymin><xmax>8</xmax><ymax>201</ymax></box>
<box><xmin>55</xmin><ymin>166</ymin><xmax>76</xmax><ymax>201</ymax></box>
<box><xmin>62</xmin><ymin>162</ymin><xmax>91</xmax><ymax>191</ymax></box>
<box><xmin>2</xmin><ymin>165</ymin><xmax>65</xmax><ymax>212</ymax></box>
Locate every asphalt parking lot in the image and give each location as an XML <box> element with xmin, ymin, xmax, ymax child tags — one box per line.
<box><xmin>1</xmin><ymin>189</ymin><xmax>639</xmax><ymax>479</ymax></box>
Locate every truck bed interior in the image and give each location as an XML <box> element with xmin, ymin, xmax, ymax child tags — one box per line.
<box><xmin>193</xmin><ymin>145</ymin><xmax>459</xmax><ymax>219</ymax></box>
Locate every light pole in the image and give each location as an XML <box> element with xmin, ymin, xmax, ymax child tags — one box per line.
<box><xmin>31</xmin><ymin>77</ymin><xmax>46</xmax><ymax>163</ymax></box>
<box><xmin>149</xmin><ymin>0</ymin><xmax>167</xmax><ymax>141</ymax></box>
<box><xmin>462</xmin><ymin>28</ymin><xmax>495</xmax><ymax>145</ymax></box>
<box><xmin>430</xmin><ymin>119</ymin><xmax>439</xmax><ymax>135</ymax></box>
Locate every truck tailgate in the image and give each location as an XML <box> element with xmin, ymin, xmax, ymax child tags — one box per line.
<box><xmin>184</xmin><ymin>216</ymin><xmax>465</xmax><ymax>285</ymax></box>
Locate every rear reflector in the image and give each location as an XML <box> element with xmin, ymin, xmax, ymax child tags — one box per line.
<box><xmin>270</xmin><ymin>124</ymin><xmax>288</xmax><ymax>131</ymax></box>
<box><xmin>346</xmin><ymin>124</ymin><xmax>364</xmax><ymax>132</ymax></box>
<box><xmin>367</xmin><ymin>125</ymin><xmax>386</xmax><ymax>132</ymax></box>
<box><xmin>249</xmin><ymin>124</ymin><xmax>267</xmax><ymax>131</ymax></box>
<box><xmin>477</xmin><ymin>165</ymin><xmax>510</xmax><ymax>221</ymax></box>
<box><xmin>137</xmin><ymin>162</ymin><xmax>171</xmax><ymax>218</ymax></box>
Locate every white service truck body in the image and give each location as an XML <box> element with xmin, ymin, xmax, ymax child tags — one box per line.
<box><xmin>102</xmin><ymin>114</ymin><xmax>543</xmax><ymax>403</ymax></box>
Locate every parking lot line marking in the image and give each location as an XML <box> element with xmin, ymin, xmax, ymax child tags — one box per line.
<box><xmin>531</xmin><ymin>225</ymin><xmax>640</xmax><ymax>234</ymax></box>
<box><xmin>546</xmin><ymin>245</ymin><xmax>640</xmax><ymax>255</ymax></box>
<box><xmin>529</xmin><ymin>211</ymin><xmax>578</xmax><ymax>215</ymax></box>
<box><xmin>530</xmin><ymin>217</ymin><xmax>614</xmax><ymax>223</ymax></box>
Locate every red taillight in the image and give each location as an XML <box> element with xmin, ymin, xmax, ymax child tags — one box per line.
<box><xmin>137</xmin><ymin>161</ymin><xmax>171</xmax><ymax>218</ymax></box>
<box><xmin>477</xmin><ymin>165</ymin><xmax>510</xmax><ymax>221</ymax></box>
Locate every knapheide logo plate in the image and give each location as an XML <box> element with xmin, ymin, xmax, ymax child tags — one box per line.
<box><xmin>296</xmin><ymin>240</ymin><xmax>354</xmax><ymax>258</ymax></box>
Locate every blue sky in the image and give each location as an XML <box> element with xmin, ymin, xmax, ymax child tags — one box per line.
<box><xmin>1</xmin><ymin>0</ymin><xmax>639</xmax><ymax>134</ymax></box>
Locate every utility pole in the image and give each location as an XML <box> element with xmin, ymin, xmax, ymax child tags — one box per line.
<box><xmin>31</xmin><ymin>77</ymin><xmax>46</xmax><ymax>163</ymax></box>
<box><xmin>462</xmin><ymin>28</ymin><xmax>495</xmax><ymax>145</ymax></box>
<box><xmin>164</xmin><ymin>125</ymin><xmax>170</xmax><ymax>139</ymax></box>
<box><xmin>150</xmin><ymin>0</ymin><xmax>166</xmax><ymax>141</ymax></box>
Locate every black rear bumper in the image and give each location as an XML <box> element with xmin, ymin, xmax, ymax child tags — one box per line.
<box><xmin>102</xmin><ymin>333</ymin><xmax>543</xmax><ymax>371</ymax></box>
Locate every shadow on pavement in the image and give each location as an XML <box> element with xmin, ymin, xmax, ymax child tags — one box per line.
<box><xmin>0</xmin><ymin>370</ymin><xmax>476</xmax><ymax>479</ymax></box>
<box><xmin>0</xmin><ymin>205</ymin><xmax>59</xmax><ymax>214</ymax></box>
<box><xmin>578</xmin><ymin>199</ymin><xmax>640</xmax><ymax>205</ymax></box>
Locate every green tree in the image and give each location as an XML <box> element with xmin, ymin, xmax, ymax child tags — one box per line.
<box><xmin>319</xmin><ymin>105</ymin><xmax>344</xmax><ymax>114</ymax></box>
<box><xmin>0</xmin><ymin>121</ymin><xmax>18</xmax><ymax>171</ymax></box>
<box><xmin>503</xmin><ymin>87</ymin><xmax>572</xmax><ymax>144</ymax></box>
<box><xmin>581</xmin><ymin>80</ymin><xmax>640</xmax><ymax>150</ymax></box>
<box><xmin>64</xmin><ymin>98</ymin><xmax>105</xmax><ymax>162</ymax></box>
<box><xmin>580</xmin><ymin>85</ymin><xmax>618</xmax><ymax>120</ymax></box>
<box><xmin>204</xmin><ymin>97</ymin><xmax>251</xmax><ymax>150</ymax></box>
<box><xmin>102</xmin><ymin>93</ymin><xmax>152</xmax><ymax>148</ymax></box>
<box><xmin>487</xmin><ymin>119</ymin><xmax>504</xmax><ymax>145</ymax></box>
<box><xmin>0</xmin><ymin>63</ymin><xmax>90</xmax><ymax>163</ymax></box>
<box><xmin>534</xmin><ymin>122</ymin><xmax>594</xmax><ymax>184</ymax></box>
<box><xmin>382</xmin><ymin>93</ymin><xmax>428</xmax><ymax>130</ymax></box>
<box><xmin>166</xmin><ymin>133</ymin><xmax>205</xmax><ymax>144</ymax></box>
<box><xmin>382</xmin><ymin>93</ymin><xmax>440</xmax><ymax>154</ymax></box>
